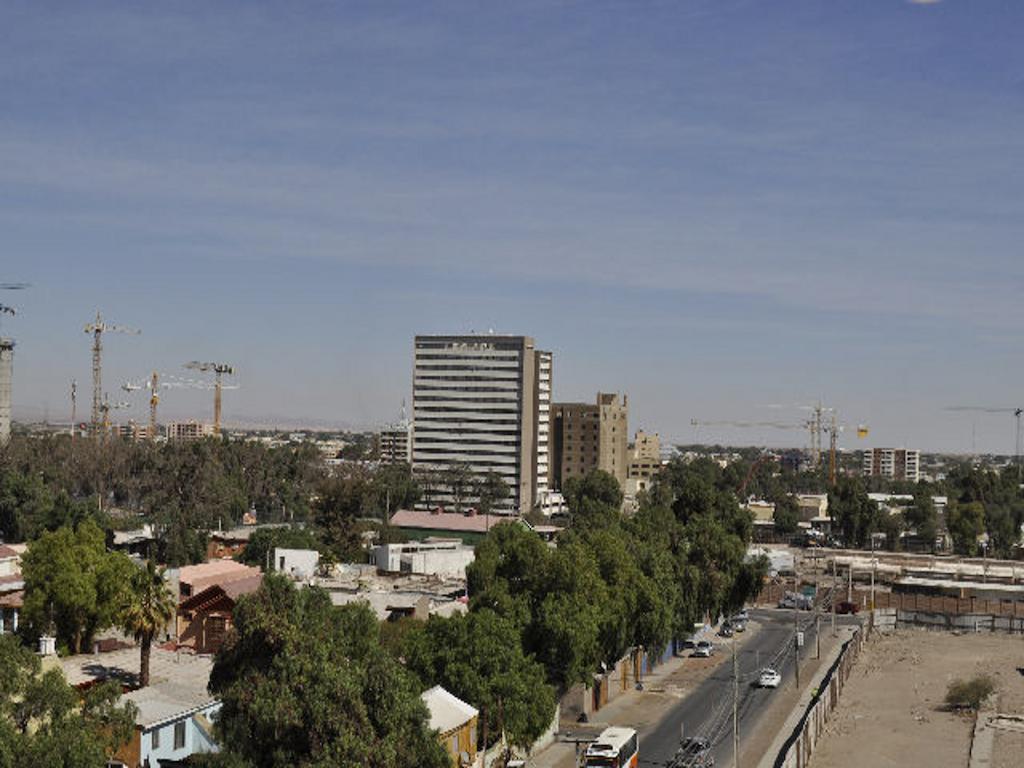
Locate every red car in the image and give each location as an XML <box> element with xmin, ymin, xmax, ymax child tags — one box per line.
<box><xmin>835</xmin><ymin>601</ymin><xmax>860</xmax><ymax>615</ymax></box>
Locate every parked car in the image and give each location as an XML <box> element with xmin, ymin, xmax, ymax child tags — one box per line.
<box><xmin>719</xmin><ymin>622</ymin><xmax>734</xmax><ymax>638</ymax></box>
<box><xmin>732</xmin><ymin>619</ymin><xmax>747</xmax><ymax>632</ymax></box>
<box><xmin>758</xmin><ymin>667</ymin><xmax>782</xmax><ymax>688</ymax></box>
<box><xmin>693</xmin><ymin>640</ymin><xmax>714</xmax><ymax>658</ymax></box>
<box><xmin>732</xmin><ymin>609</ymin><xmax>749</xmax><ymax>623</ymax></box>
<box><xmin>675</xmin><ymin>736</ymin><xmax>714</xmax><ymax>767</ymax></box>
<box><xmin>779</xmin><ymin>592</ymin><xmax>813</xmax><ymax>611</ymax></box>
<box><xmin>836</xmin><ymin>601</ymin><xmax>860</xmax><ymax>615</ymax></box>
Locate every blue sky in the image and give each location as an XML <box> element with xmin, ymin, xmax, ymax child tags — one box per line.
<box><xmin>1</xmin><ymin>0</ymin><xmax>1022</xmax><ymax>453</ymax></box>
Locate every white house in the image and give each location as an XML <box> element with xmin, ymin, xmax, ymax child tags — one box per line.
<box><xmin>371</xmin><ymin>540</ymin><xmax>475</xmax><ymax>579</ymax></box>
<box><xmin>273</xmin><ymin>547</ymin><xmax>320</xmax><ymax>580</ymax></box>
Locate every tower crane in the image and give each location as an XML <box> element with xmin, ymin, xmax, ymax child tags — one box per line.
<box><xmin>84</xmin><ymin>312</ymin><xmax>139</xmax><ymax>437</ymax></box>
<box><xmin>99</xmin><ymin>395</ymin><xmax>132</xmax><ymax>436</ymax></box>
<box><xmin>183</xmin><ymin>361</ymin><xmax>235</xmax><ymax>435</ymax></box>
<box><xmin>691</xmin><ymin>417</ymin><xmax>813</xmax><ymax>452</ymax></box>
<box><xmin>693</xmin><ymin>407</ymin><xmax>868</xmax><ymax>486</ymax></box>
<box><xmin>946</xmin><ymin>405</ymin><xmax>1023</xmax><ymax>477</ymax></box>
<box><xmin>122</xmin><ymin>372</ymin><xmax>163</xmax><ymax>440</ymax></box>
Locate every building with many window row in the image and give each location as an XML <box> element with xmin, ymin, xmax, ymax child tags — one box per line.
<box><xmin>412</xmin><ymin>334</ymin><xmax>551</xmax><ymax>514</ymax></box>
<box><xmin>862</xmin><ymin>447</ymin><xmax>920</xmax><ymax>483</ymax></box>
<box><xmin>549</xmin><ymin>392</ymin><xmax>628</xmax><ymax>491</ymax></box>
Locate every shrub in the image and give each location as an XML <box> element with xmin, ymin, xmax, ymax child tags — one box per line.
<box><xmin>944</xmin><ymin>675</ymin><xmax>995</xmax><ymax>711</ymax></box>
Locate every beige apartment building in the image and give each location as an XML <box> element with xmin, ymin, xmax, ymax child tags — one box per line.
<box><xmin>862</xmin><ymin>448</ymin><xmax>920</xmax><ymax>483</ymax></box>
<box><xmin>549</xmin><ymin>393</ymin><xmax>628</xmax><ymax>490</ymax></box>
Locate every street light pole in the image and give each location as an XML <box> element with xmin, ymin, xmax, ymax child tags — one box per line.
<box><xmin>733</xmin><ymin>632</ymin><xmax>739</xmax><ymax>768</ymax></box>
<box><xmin>793</xmin><ymin>592</ymin><xmax>801</xmax><ymax>689</ymax></box>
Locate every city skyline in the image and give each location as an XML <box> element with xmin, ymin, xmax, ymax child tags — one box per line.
<box><xmin>3</xmin><ymin>1</ymin><xmax>1023</xmax><ymax>453</ymax></box>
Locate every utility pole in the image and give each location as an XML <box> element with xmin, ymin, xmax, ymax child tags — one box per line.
<box><xmin>870</xmin><ymin>559</ymin><xmax>876</xmax><ymax>631</ymax></box>
<box><xmin>793</xmin><ymin>585</ymin><xmax>801</xmax><ymax>690</ymax></box>
<box><xmin>149</xmin><ymin>371</ymin><xmax>159</xmax><ymax>440</ymax></box>
<box><xmin>732</xmin><ymin>631</ymin><xmax>739</xmax><ymax>768</ymax></box>
<box><xmin>815</xmin><ymin>602</ymin><xmax>821</xmax><ymax>660</ymax></box>
<box><xmin>831</xmin><ymin>557</ymin><xmax>837</xmax><ymax>635</ymax></box>
<box><xmin>847</xmin><ymin>564</ymin><xmax>853</xmax><ymax>602</ymax></box>
<box><xmin>70</xmin><ymin>379</ymin><xmax>77</xmax><ymax>442</ymax></box>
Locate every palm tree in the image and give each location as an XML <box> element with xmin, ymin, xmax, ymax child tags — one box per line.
<box><xmin>121</xmin><ymin>559</ymin><xmax>176</xmax><ymax>688</ymax></box>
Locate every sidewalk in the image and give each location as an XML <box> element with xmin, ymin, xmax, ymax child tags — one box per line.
<box><xmin>530</xmin><ymin>622</ymin><xmax>758</xmax><ymax>768</ymax></box>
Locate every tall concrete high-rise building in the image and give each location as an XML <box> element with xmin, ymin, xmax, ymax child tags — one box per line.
<box><xmin>412</xmin><ymin>334</ymin><xmax>552</xmax><ymax>514</ymax></box>
<box><xmin>535</xmin><ymin>351</ymin><xmax>552</xmax><ymax>504</ymax></box>
<box><xmin>549</xmin><ymin>392</ymin><xmax>628</xmax><ymax>491</ymax></box>
<box><xmin>0</xmin><ymin>339</ymin><xmax>12</xmax><ymax>445</ymax></box>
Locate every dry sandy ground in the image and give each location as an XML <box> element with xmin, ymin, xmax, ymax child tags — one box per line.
<box><xmin>810</xmin><ymin>628</ymin><xmax>1024</xmax><ymax>768</ymax></box>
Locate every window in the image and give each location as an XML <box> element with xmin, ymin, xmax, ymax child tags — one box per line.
<box><xmin>150</xmin><ymin>727</ymin><xmax>160</xmax><ymax>749</ymax></box>
<box><xmin>174</xmin><ymin>721</ymin><xmax>186</xmax><ymax>750</ymax></box>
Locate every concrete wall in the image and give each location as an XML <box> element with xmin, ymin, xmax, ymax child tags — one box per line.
<box><xmin>274</xmin><ymin>547</ymin><xmax>319</xmax><ymax>580</ymax></box>
<box><xmin>479</xmin><ymin>705</ymin><xmax>560</xmax><ymax>768</ymax></box>
<box><xmin>402</xmin><ymin>547</ymin><xmax>475</xmax><ymax>578</ymax></box>
<box><xmin>895</xmin><ymin>610</ymin><xmax>1024</xmax><ymax>634</ymax></box>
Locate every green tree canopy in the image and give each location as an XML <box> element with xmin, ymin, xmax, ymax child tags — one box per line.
<box><xmin>564</xmin><ymin>469</ymin><xmax>624</xmax><ymax>525</ymax></box>
<box><xmin>21</xmin><ymin>521</ymin><xmax>135</xmax><ymax>654</ymax></box>
<box><xmin>403</xmin><ymin>609</ymin><xmax>555</xmax><ymax>751</ymax></box>
<box><xmin>828</xmin><ymin>478</ymin><xmax>880</xmax><ymax>548</ymax></box>
<box><xmin>903</xmin><ymin>489</ymin><xmax>938</xmax><ymax>551</ymax></box>
<box><xmin>0</xmin><ymin>635</ymin><xmax>137</xmax><ymax>767</ymax></box>
<box><xmin>476</xmin><ymin>471</ymin><xmax>510</xmax><ymax>516</ymax></box>
<box><xmin>947</xmin><ymin>501</ymin><xmax>986</xmax><ymax>555</ymax></box>
<box><xmin>208</xmin><ymin>575</ymin><xmax>449</xmax><ymax>768</ymax></box>
<box><xmin>772</xmin><ymin>495</ymin><xmax>800</xmax><ymax>535</ymax></box>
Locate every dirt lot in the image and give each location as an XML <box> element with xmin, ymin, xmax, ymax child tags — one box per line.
<box><xmin>810</xmin><ymin>628</ymin><xmax>1024</xmax><ymax>768</ymax></box>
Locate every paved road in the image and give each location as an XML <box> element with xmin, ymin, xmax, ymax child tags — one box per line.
<box><xmin>638</xmin><ymin>610</ymin><xmax>855</xmax><ymax>767</ymax></box>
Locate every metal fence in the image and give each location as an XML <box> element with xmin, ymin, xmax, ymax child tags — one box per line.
<box><xmin>755</xmin><ymin>582</ymin><xmax>1024</xmax><ymax>618</ymax></box>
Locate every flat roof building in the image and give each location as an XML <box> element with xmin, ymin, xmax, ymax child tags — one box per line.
<box><xmin>379</xmin><ymin>421</ymin><xmax>412</xmax><ymax>464</ymax></box>
<box><xmin>550</xmin><ymin>393</ymin><xmax>628</xmax><ymax>491</ymax></box>
<box><xmin>165</xmin><ymin>421</ymin><xmax>215</xmax><ymax>442</ymax></box>
<box><xmin>412</xmin><ymin>334</ymin><xmax>551</xmax><ymax>514</ymax></box>
<box><xmin>863</xmin><ymin>448</ymin><xmax>920</xmax><ymax>483</ymax></box>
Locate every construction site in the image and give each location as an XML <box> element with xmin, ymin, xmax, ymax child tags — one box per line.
<box><xmin>0</xmin><ymin>285</ymin><xmax>240</xmax><ymax>444</ymax></box>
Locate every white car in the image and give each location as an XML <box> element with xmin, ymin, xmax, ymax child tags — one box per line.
<box><xmin>693</xmin><ymin>640</ymin><xmax>714</xmax><ymax>658</ymax></box>
<box><xmin>758</xmin><ymin>668</ymin><xmax>781</xmax><ymax>688</ymax></box>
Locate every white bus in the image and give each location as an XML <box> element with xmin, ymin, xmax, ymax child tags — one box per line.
<box><xmin>584</xmin><ymin>726</ymin><xmax>639</xmax><ymax>768</ymax></box>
